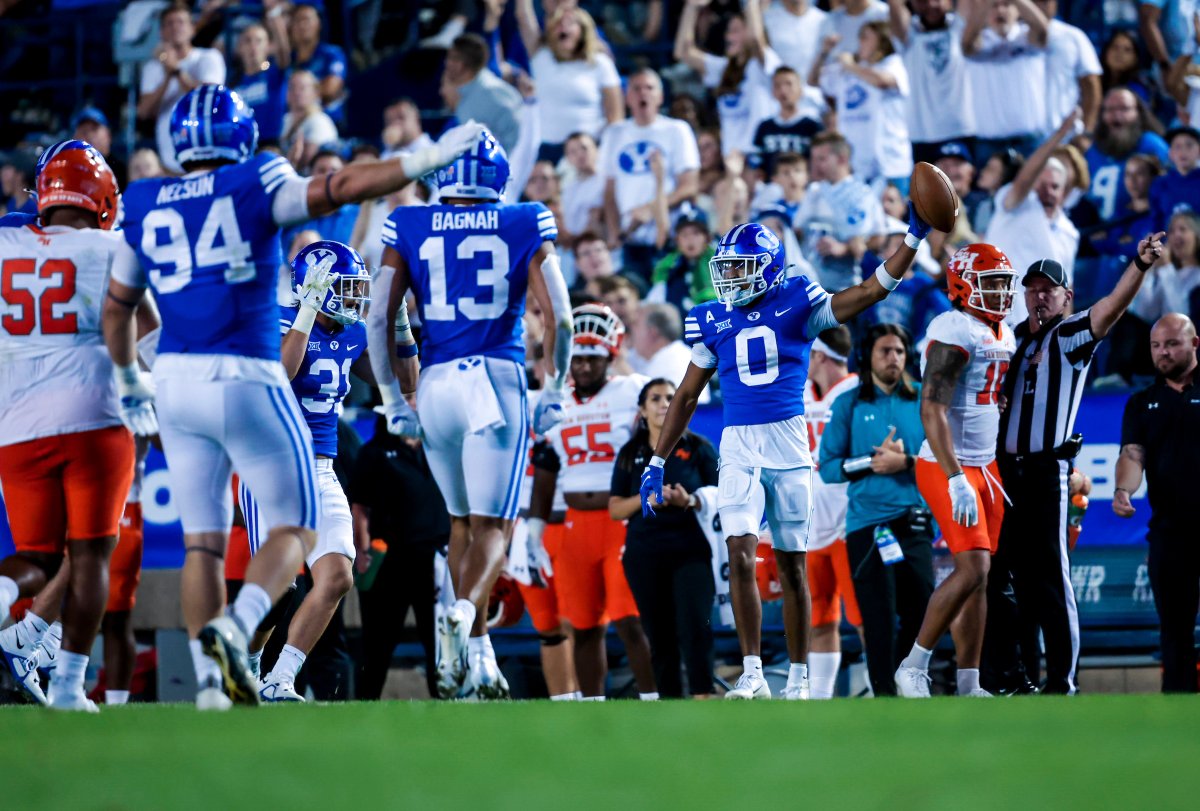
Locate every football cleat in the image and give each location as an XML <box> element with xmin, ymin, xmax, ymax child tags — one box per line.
<box><xmin>964</xmin><ymin>686</ymin><xmax>994</xmax><ymax>698</ymax></box>
<box><xmin>462</xmin><ymin>652</ymin><xmax>510</xmax><ymax>701</ymax></box>
<box><xmin>196</xmin><ymin>685</ymin><xmax>233</xmax><ymax>712</ymax></box>
<box><xmin>780</xmin><ymin>680</ymin><xmax>811</xmax><ymax>700</ymax></box>
<box><xmin>47</xmin><ymin>688</ymin><xmax>99</xmax><ymax>714</ymax></box>
<box><xmin>0</xmin><ymin>624</ymin><xmax>48</xmax><ymax>705</ymax></box>
<box><xmin>198</xmin><ymin>615</ymin><xmax>260</xmax><ymax>706</ymax></box>
<box><xmin>724</xmin><ymin>672</ymin><xmax>772</xmax><ymax>700</ymax></box>
<box><xmin>895</xmin><ymin>666</ymin><xmax>932</xmax><ymax>698</ymax></box>
<box><xmin>435</xmin><ymin>607</ymin><xmax>471</xmax><ymax>700</ymax></box>
<box><xmin>259</xmin><ymin>674</ymin><xmax>304</xmax><ymax>703</ymax></box>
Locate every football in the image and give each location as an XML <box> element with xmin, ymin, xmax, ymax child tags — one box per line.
<box><xmin>910</xmin><ymin>162</ymin><xmax>960</xmax><ymax>233</ymax></box>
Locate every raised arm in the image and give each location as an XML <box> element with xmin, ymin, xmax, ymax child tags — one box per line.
<box><xmin>674</xmin><ymin>0</ymin><xmax>711</xmax><ymax>73</ymax></box>
<box><xmin>744</xmin><ymin>0</ymin><xmax>768</xmax><ymax>58</ymax></box>
<box><xmin>1138</xmin><ymin>3</ymin><xmax>1171</xmax><ymax>72</ymax></box>
<box><xmin>1090</xmin><ymin>231</ymin><xmax>1165</xmax><ymax>338</ymax></box>
<box><xmin>837</xmin><ymin>52</ymin><xmax>900</xmax><ymax>89</ymax></box>
<box><xmin>1003</xmin><ymin>108</ymin><xmax>1080</xmax><ymax>211</ymax></box>
<box><xmin>829</xmin><ymin>205</ymin><xmax>926</xmax><ymax>322</ymax></box>
<box><xmin>1014</xmin><ymin>0</ymin><xmax>1049</xmax><ymax>48</ymax></box>
<box><xmin>888</xmin><ymin>0</ymin><xmax>912</xmax><ymax>45</ymax></box>
<box><xmin>961</xmin><ymin>0</ymin><xmax>988</xmax><ymax>57</ymax></box>
<box><xmin>515</xmin><ymin>0</ymin><xmax>542</xmax><ymax>57</ymax></box>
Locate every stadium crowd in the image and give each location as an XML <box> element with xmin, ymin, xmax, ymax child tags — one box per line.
<box><xmin>0</xmin><ymin>0</ymin><xmax>1198</xmax><ymax>704</ymax></box>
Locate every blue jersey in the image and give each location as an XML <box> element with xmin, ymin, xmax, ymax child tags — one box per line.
<box><xmin>233</xmin><ymin>64</ymin><xmax>288</xmax><ymax>142</ymax></box>
<box><xmin>1086</xmin><ymin>134</ymin><xmax>1169</xmax><ymax>219</ymax></box>
<box><xmin>122</xmin><ymin>154</ymin><xmax>301</xmax><ymax>360</ymax></box>
<box><xmin>382</xmin><ymin>201</ymin><xmax>556</xmax><ymax>367</ymax></box>
<box><xmin>280</xmin><ymin>305</ymin><xmax>366</xmax><ymax>457</ymax></box>
<box><xmin>0</xmin><ymin>211</ymin><xmax>35</xmax><ymax>229</ymax></box>
<box><xmin>1149</xmin><ymin>169</ymin><xmax>1200</xmax><ymax>231</ymax></box>
<box><xmin>685</xmin><ymin>276</ymin><xmax>832</xmax><ymax>427</ymax></box>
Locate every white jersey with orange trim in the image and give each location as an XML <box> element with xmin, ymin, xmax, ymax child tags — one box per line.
<box><xmin>0</xmin><ymin>224</ymin><xmax>136</xmax><ymax>446</ymax></box>
<box><xmin>805</xmin><ymin>373</ymin><xmax>859</xmax><ymax>551</ymax></box>
<box><xmin>917</xmin><ymin>309</ymin><xmax>1015</xmax><ymax>467</ymax></box>
<box><xmin>545</xmin><ymin>374</ymin><xmax>647</xmax><ymax>494</ymax></box>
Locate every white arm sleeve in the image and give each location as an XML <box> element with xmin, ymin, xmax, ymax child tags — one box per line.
<box><xmin>691</xmin><ymin>342</ymin><xmax>718</xmax><ymax>369</ymax></box>
<box><xmin>806</xmin><ymin>297</ymin><xmax>840</xmax><ymax>336</ymax></box>
<box><xmin>366</xmin><ymin>265</ymin><xmax>402</xmax><ymax>398</ymax></box>
<box><xmin>110</xmin><ymin>239</ymin><xmax>148</xmax><ymax>289</ymax></box>
<box><xmin>271</xmin><ymin>175</ymin><xmax>314</xmax><ymax>228</ymax></box>
<box><xmin>540</xmin><ymin>252</ymin><xmax>573</xmax><ymax>388</ymax></box>
<box><xmin>504</xmin><ymin>100</ymin><xmax>541</xmax><ymax>205</ymax></box>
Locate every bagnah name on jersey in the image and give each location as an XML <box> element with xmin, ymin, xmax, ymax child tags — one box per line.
<box><xmin>155</xmin><ymin>174</ymin><xmax>216</xmax><ymax>205</ymax></box>
<box><xmin>431</xmin><ymin>209</ymin><xmax>500</xmax><ymax>231</ymax></box>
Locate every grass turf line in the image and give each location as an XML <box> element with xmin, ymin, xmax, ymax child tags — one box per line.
<box><xmin>2</xmin><ymin>696</ymin><xmax>1197</xmax><ymax>810</ymax></box>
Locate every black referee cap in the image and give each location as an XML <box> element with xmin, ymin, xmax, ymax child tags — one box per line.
<box><xmin>1024</xmin><ymin>259</ymin><xmax>1068</xmax><ymax>288</ymax></box>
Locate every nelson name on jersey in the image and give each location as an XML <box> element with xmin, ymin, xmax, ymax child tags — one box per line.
<box><xmin>155</xmin><ymin>174</ymin><xmax>215</xmax><ymax>204</ymax></box>
<box><xmin>431</xmin><ymin>209</ymin><xmax>499</xmax><ymax>231</ymax></box>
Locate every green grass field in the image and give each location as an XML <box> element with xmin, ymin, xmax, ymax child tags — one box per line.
<box><xmin>3</xmin><ymin>696</ymin><xmax>1198</xmax><ymax>809</ymax></box>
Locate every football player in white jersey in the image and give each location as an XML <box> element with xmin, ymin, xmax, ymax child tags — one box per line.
<box><xmin>0</xmin><ymin>148</ymin><xmax>143</xmax><ymax>711</ymax></box>
<box><xmin>894</xmin><ymin>244</ymin><xmax>1018</xmax><ymax>698</ymax></box>
<box><xmin>802</xmin><ymin>326</ymin><xmax>862</xmax><ymax>699</ymax></box>
<box><xmin>529</xmin><ymin>305</ymin><xmax>658</xmax><ymax>700</ymax></box>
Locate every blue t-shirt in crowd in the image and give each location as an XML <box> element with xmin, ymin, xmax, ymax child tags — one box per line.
<box><xmin>1086</xmin><ymin>133</ymin><xmax>1170</xmax><ymax>219</ymax></box>
<box><xmin>234</xmin><ymin>63</ymin><xmax>288</xmax><ymax>142</ymax></box>
<box><xmin>1149</xmin><ymin>168</ymin><xmax>1200</xmax><ymax>231</ymax></box>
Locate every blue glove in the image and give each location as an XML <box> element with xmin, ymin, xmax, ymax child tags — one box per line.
<box><xmin>907</xmin><ymin>201</ymin><xmax>932</xmax><ymax>241</ymax></box>
<box><xmin>639</xmin><ymin>460</ymin><xmax>665</xmax><ymax>518</ymax></box>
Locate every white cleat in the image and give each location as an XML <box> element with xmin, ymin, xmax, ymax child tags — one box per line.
<box><xmin>725</xmin><ymin>672</ymin><xmax>772</xmax><ymax>700</ymax></box>
<box><xmin>259</xmin><ymin>674</ymin><xmax>305</xmax><ymax>703</ymax></box>
<box><xmin>964</xmin><ymin>686</ymin><xmax>993</xmax><ymax>697</ymax></box>
<box><xmin>47</xmin><ymin>689</ymin><xmax>99</xmax><ymax>713</ymax></box>
<box><xmin>196</xmin><ymin>685</ymin><xmax>233</xmax><ymax>712</ymax></box>
<box><xmin>435</xmin><ymin>608</ymin><xmax>471</xmax><ymax>700</ymax></box>
<box><xmin>895</xmin><ymin>666</ymin><xmax>932</xmax><ymax>698</ymax></box>
<box><xmin>0</xmin><ymin>624</ymin><xmax>48</xmax><ymax>705</ymax></box>
<box><xmin>780</xmin><ymin>680</ymin><xmax>811</xmax><ymax>700</ymax></box>
<box><xmin>462</xmin><ymin>653</ymin><xmax>510</xmax><ymax>701</ymax></box>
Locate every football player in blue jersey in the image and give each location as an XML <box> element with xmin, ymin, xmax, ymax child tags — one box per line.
<box><xmin>370</xmin><ymin>127</ymin><xmax>574</xmax><ymax>699</ymax></box>
<box><xmin>640</xmin><ymin>207</ymin><xmax>935</xmax><ymax>700</ymax></box>
<box><xmin>102</xmin><ymin>84</ymin><xmax>482</xmax><ymax>709</ymax></box>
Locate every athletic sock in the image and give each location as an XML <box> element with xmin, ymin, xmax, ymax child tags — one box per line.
<box><xmin>480</xmin><ymin>633</ymin><xmax>495</xmax><ymax>660</ymax></box>
<box><xmin>957</xmin><ymin>668</ymin><xmax>981</xmax><ymax>695</ymax></box>
<box><xmin>247</xmin><ymin>650</ymin><xmax>263</xmax><ymax>679</ymax></box>
<box><xmin>743</xmin><ymin>655</ymin><xmax>763</xmax><ymax>678</ymax></box>
<box><xmin>453</xmin><ymin>598</ymin><xmax>477</xmax><ymax>628</ymax></box>
<box><xmin>106</xmin><ymin>690</ymin><xmax>130</xmax><ymax>706</ymax></box>
<box><xmin>0</xmin><ymin>575</ymin><xmax>18</xmax><ymax>618</ymax></box>
<box><xmin>18</xmin><ymin>610</ymin><xmax>50</xmax><ymax>641</ymax></box>
<box><xmin>467</xmin><ymin>636</ymin><xmax>487</xmax><ymax>657</ymax></box>
<box><xmin>189</xmin><ymin>639</ymin><xmax>222</xmax><ymax>690</ymax></box>
<box><xmin>229</xmin><ymin>583</ymin><xmax>272</xmax><ymax>638</ymax></box>
<box><xmin>787</xmin><ymin>661</ymin><xmax>810</xmax><ymax>686</ymax></box>
<box><xmin>807</xmin><ymin>654</ymin><xmax>839</xmax><ymax>699</ymax></box>
<box><xmin>273</xmin><ymin>644</ymin><xmax>306</xmax><ymax>681</ymax></box>
<box><xmin>901</xmin><ymin>643</ymin><xmax>933</xmax><ymax>671</ymax></box>
<box><xmin>579</xmin><ymin>695</ymin><xmax>606</xmax><ymax>701</ymax></box>
<box><xmin>49</xmin><ymin>650</ymin><xmax>88</xmax><ymax>697</ymax></box>
<box><xmin>43</xmin><ymin>622</ymin><xmax>63</xmax><ymax>660</ymax></box>
<box><xmin>638</xmin><ymin>692</ymin><xmax>660</xmax><ymax>701</ymax></box>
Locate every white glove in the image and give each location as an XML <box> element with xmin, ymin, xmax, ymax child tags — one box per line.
<box><xmin>297</xmin><ymin>255</ymin><xmax>336</xmax><ymax>312</ymax></box>
<box><xmin>114</xmin><ymin>364</ymin><xmax>158</xmax><ymax>437</ymax></box>
<box><xmin>947</xmin><ymin>472</ymin><xmax>979</xmax><ymax>527</ymax></box>
<box><xmin>375</xmin><ymin>383</ymin><xmax>421</xmax><ymax>438</ymax></box>
<box><xmin>400</xmin><ymin>120</ymin><xmax>486</xmax><ymax>179</ymax></box>
<box><xmin>533</xmin><ymin>381</ymin><xmax>567</xmax><ymax>435</ymax></box>
<box><xmin>525</xmin><ymin>517</ymin><xmax>553</xmax><ymax>587</ymax></box>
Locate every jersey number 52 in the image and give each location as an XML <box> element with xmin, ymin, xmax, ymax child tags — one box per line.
<box><xmin>1</xmin><ymin>258</ymin><xmax>78</xmax><ymax>336</ymax></box>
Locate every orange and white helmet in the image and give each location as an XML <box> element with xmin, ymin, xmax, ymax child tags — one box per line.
<box><xmin>946</xmin><ymin>243</ymin><xmax>1018</xmax><ymax>323</ymax></box>
<box><xmin>36</xmin><ymin>144</ymin><xmax>119</xmax><ymax>230</ymax></box>
<box><xmin>571</xmin><ymin>303</ymin><xmax>624</xmax><ymax>357</ymax></box>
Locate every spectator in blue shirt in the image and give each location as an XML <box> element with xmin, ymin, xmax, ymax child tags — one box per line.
<box><xmin>233</xmin><ymin>23</ymin><xmax>288</xmax><ymax>145</ymax></box>
<box><xmin>284</xmin><ymin>2</ymin><xmax>347</xmax><ymax>121</ymax></box>
<box><xmin>819</xmin><ymin>323</ymin><xmax>933</xmax><ymax>697</ymax></box>
<box><xmin>1150</xmin><ymin>126</ymin><xmax>1200</xmax><ymax>231</ymax></box>
<box><xmin>1086</xmin><ymin>86</ymin><xmax>1169</xmax><ymax>220</ymax></box>
<box><xmin>0</xmin><ymin>149</ymin><xmax>36</xmax><ymax>217</ymax></box>
<box><xmin>282</xmin><ymin>149</ymin><xmax>359</xmax><ymax>249</ymax></box>
<box><xmin>859</xmin><ymin>223</ymin><xmax>951</xmax><ymax>348</ymax></box>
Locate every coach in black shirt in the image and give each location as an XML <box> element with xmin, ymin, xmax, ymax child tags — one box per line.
<box><xmin>1115</xmin><ymin>313</ymin><xmax>1200</xmax><ymax>693</ymax></box>
<box><xmin>986</xmin><ymin>234</ymin><xmax>1161</xmax><ymax>694</ymax></box>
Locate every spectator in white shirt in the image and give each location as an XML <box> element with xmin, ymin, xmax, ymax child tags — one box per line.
<box><xmin>137</xmin><ymin>1</ymin><xmax>226</xmax><ymax>173</ymax></box>
<box><xmin>515</xmin><ymin>0</ymin><xmax>623</xmax><ymax>163</ymax></box>
<box><xmin>675</xmin><ymin>0</ymin><xmax>782</xmax><ymax>158</ymax></box>
<box><xmin>561</xmin><ymin>132</ymin><xmax>606</xmax><ymax>247</ymax></box>
<box><xmin>282</xmin><ymin>70</ymin><xmax>340</xmax><ymax>170</ymax></box>
<box><xmin>763</xmin><ymin>0</ymin><xmax>828</xmax><ymax>78</ymax></box>
<box><xmin>813</xmin><ymin>20</ymin><xmax>913</xmax><ymax>190</ymax></box>
<box><xmin>963</xmin><ymin>0</ymin><xmax>1050</xmax><ymax>165</ymax></box>
<box><xmin>600</xmin><ymin>69</ymin><xmax>701</xmax><ymax>281</ymax></box>
<box><xmin>630</xmin><ymin>303</ymin><xmax>711</xmax><ymax>404</ymax></box>
<box><xmin>793</xmin><ymin>131</ymin><xmax>887</xmax><ymax>292</ymax></box>
<box><xmin>812</xmin><ymin>0</ymin><xmax>889</xmax><ymax>64</ymax></box>
<box><xmin>1034</xmin><ymin>0</ymin><xmax>1102</xmax><ymax>141</ymax></box>
<box><xmin>986</xmin><ymin>108</ymin><xmax>1083</xmax><ymax>325</ymax></box>
<box><xmin>887</xmin><ymin>0</ymin><xmax>976</xmax><ymax>163</ymax></box>
<box><xmin>1131</xmin><ymin>210</ymin><xmax>1200</xmax><ymax>323</ymax></box>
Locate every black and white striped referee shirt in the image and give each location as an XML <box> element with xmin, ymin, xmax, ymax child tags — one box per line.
<box><xmin>998</xmin><ymin>310</ymin><xmax>1101</xmax><ymax>456</ymax></box>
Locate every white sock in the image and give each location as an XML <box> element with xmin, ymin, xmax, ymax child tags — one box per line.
<box><xmin>247</xmin><ymin>650</ymin><xmax>263</xmax><ymax>679</ymax></box>
<box><xmin>272</xmin><ymin>644</ymin><xmax>306</xmax><ymax>681</ymax></box>
<box><xmin>453</xmin><ymin>598</ymin><xmax>477</xmax><ymax>628</ymax></box>
<box><xmin>106</xmin><ymin>690</ymin><xmax>130</xmax><ymax>705</ymax></box>
<box><xmin>808</xmin><ymin>653</ymin><xmax>840</xmax><ymax>699</ymax></box>
<box><xmin>901</xmin><ymin>643</ymin><xmax>933</xmax><ymax>671</ymax></box>
<box><xmin>229</xmin><ymin>583</ymin><xmax>272</xmax><ymax>638</ymax></box>
<box><xmin>42</xmin><ymin>622</ymin><xmax>63</xmax><ymax>660</ymax></box>
<box><xmin>189</xmin><ymin>639</ymin><xmax>222</xmax><ymax>690</ymax></box>
<box><xmin>50</xmin><ymin>649</ymin><xmax>88</xmax><ymax>696</ymax></box>
<box><xmin>579</xmin><ymin>695</ymin><xmax>606</xmax><ymax>701</ymax></box>
<box><xmin>480</xmin><ymin>633</ymin><xmax>495</xmax><ymax>659</ymax></box>
<box><xmin>467</xmin><ymin>635</ymin><xmax>487</xmax><ymax>657</ymax></box>
<box><xmin>743</xmin><ymin>655</ymin><xmax>763</xmax><ymax>677</ymax></box>
<box><xmin>957</xmin><ymin>668</ymin><xmax>980</xmax><ymax>695</ymax></box>
<box><xmin>0</xmin><ymin>575</ymin><xmax>18</xmax><ymax>617</ymax></box>
<box><xmin>19</xmin><ymin>610</ymin><xmax>50</xmax><ymax>640</ymax></box>
<box><xmin>788</xmin><ymin>662</ymin><xmax>809</xmax><ymax>685</ymax></box>
<box><xmin>638</xmin><ymin>692</ymin><xmax>660</xmax><ymax>701</ymax></box>
<box><xmin>550</xmin><ymin>692</ymin><xmax>578</xmax><ymax>701</ymax></box>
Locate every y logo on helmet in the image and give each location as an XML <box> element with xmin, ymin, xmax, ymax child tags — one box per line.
<box><xmin>755</xmin><ymin>228</ymin><xmax>780</xmax><ymax>252</ymax></box>
<box><xmin>306</xmin><ymin>248</ymin><xmax>337</xmax><ymax>275</ymax></box>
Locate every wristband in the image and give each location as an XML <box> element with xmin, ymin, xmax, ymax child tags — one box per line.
<box><xmin>905</xmin><ymin>453</ymin><xmax>915</xmax><ymax>470</ymax></box>
<box><xmin>395</xmin><ymin>341</ymin><xmax>419</xmax><ymax>358</ymax></box>
<box><xmin>874</xmin><ymin>263</ymin><xmax>902</xmax><ymax>292</ymax></box>
<box><xmin>649</xmin><ymin>455</ymin><xmax>666</xmax><ymax>468</ymax></box>
<box><xmin>378</xmin><ymin>378</ymin><xmax>403</xmax><ymax>407</ymax></box>
<box><xmin>1133</xmin><ymin>254</ymin><xmax>1152</xmax><ymax>273</ymax></box>
<box><xmin>903</xmin><ymin>232</ymin><xmax>922</xmax><ymax>249</ymax></box>
<box><xmin>115</xmin><ymin>363</ymin><xmax>141</xmax><ymax>387</ymax></box>
<box><xmin>291</xmin><ymin>306</ymin><xmax>317</xmax><ymax>335</ymax></box>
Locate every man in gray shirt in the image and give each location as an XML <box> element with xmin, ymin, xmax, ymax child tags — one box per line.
<box><xmin>443</xmin><ymin>34</ymin><xmax>522</xmax><ymax>154</ymax></box>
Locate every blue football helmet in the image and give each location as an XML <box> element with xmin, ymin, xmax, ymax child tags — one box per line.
<box><xmin>292</xmin><ymin>240</ymin><xmax>371</xmax><ymax>326</ymax></box>
<box><xmin>170</xmin><ymin>85</ymin><xmax>259</xmax><ymax>167</ymax></box>
<box><xmin>709</xmin><ymin>222</ymin><xmax>786</xmax><ymax>307</ymax></box>
<box><xmin>434</xmin><ymin>126</ymin><xmax>509</xmax><ymax>201</ymax></box>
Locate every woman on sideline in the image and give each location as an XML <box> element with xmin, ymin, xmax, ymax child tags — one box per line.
<box><xmin>675</xmin><ymin>0</ymin><xmax>781</xmax><ymax>158</ymax></box>
<box><xmin>515</xmin><ymin>0</ymin><xmax>623</xmax><ymax>163</ymax></box>
<box><xmin>610</xmin><ymin>379</ymin><xmax>719</xmax><ymax>699</ymax></box>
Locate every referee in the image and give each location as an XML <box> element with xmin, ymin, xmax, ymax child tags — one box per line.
<box><xmin>986</xmin><ymin>233</ymin><xmax>1163</xmax><ymax>694</ymax></box>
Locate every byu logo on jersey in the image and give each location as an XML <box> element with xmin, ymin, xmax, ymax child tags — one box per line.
<box><xmin>748</xmin><ymin>311</ymin><xmax>761</xmax><ymax>322</ymax></box>
<box><xmin>845</xmin><ymin>84</ymin><xmax>868</xmax><ymax>110</ymax></box>
<box><xmin>618</xmin><ymin>141</ymin><xmax>660</xmax><ymax>175</ymax></box>
<box><xmin>330</xmin><ymin>340</ymin><xmax>339</xmax><ymax>350</ymax></box>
